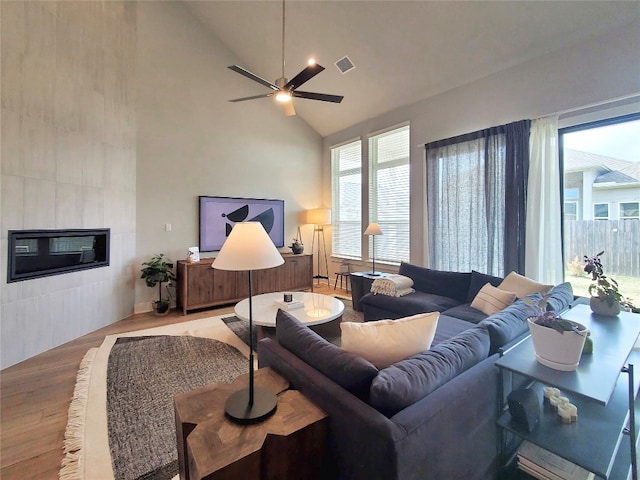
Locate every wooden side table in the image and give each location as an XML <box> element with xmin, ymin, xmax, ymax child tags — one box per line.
<box><xmin>174</xmin><ymin>367</ymin><xmax>328</xmax><ymax>480</ymax></box>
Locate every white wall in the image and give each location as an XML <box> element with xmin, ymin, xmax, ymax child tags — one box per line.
<box><xmin>323</xmin><ymin>20</ymin><xmax>640</xmax><ymax>268</ymax></box>
<box><xmin>135</xmin><ymin>2</ymin><xmax>323</xmax><ymax>312</ymax></box>
<box><xmin>1</xmin><ymin>1</ymin><xmax>137</xmax><ymax>368</ymax></box>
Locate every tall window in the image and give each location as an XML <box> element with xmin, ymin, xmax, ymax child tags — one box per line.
<box><xmin>368</xmin><ymin>125</ymin><xmax>410</xmax><ymax>264</ymax></box>
<box><xmin>331</xmin><ymin>140</ymin><xmax>362</xmax><ymax>259</ymax></box>
<box><xmin>560</xmin><ymin>113</ymin><xmax>640</xmax><ymax>300</ymax></box>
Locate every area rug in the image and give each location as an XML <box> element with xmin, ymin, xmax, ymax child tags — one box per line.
<box><xmin>60</xmin><ymin>315</ymin><xmax>253</xmax><ymax>480</ymax></box>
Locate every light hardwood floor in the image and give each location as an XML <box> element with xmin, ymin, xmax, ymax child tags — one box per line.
<box><xmin>0</xmin><ymin>283</ymin><xmax>348</xmax><ymax>479</ymax></box>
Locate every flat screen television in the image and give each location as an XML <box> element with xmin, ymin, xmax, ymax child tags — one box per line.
<box><xmin>199</xmin><ymin>196</ymin><xmax>285</xmax><ymax>251</ymax></box>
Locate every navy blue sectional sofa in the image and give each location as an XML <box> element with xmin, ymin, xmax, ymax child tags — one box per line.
<box><xmin>258</xmin><ymin>264</ymin><xmax>573</xmax><ymax>480</ymax></box>
<box><xmin>361</xmin><ymin>262</ymin><xmax>505</xmax><ymax>323</ymax></box>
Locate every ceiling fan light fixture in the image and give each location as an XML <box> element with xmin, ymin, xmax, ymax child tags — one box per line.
<box><xmin>275</xmin><ymin>90</ymin><xmax>292</xmax><ymax>102</ymax></box>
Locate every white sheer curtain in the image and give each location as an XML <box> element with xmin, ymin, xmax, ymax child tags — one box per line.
<box><xmin>525</xmin><ymin>116</ymin><xmax>563</xmax><ymax>284</ymax></box>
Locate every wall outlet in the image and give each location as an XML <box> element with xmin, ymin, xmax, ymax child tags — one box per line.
<box><xmin>165</xmin><ymin>223</ymin><xmax>172</xmax><ymax>232</ymax></box>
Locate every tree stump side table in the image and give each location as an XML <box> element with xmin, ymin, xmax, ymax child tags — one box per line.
<box><xmin>174</xmin><ymin>367</ymin><xmax>329</xmax><ymax>480</ymax></box>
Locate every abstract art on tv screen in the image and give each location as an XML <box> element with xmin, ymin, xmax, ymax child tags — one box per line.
<box><xmin>199</xmin><ymin>196</ymin><xmax>285</xmax><ymax>251</ymax></box>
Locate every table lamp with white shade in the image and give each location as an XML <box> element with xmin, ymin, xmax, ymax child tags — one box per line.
<box><xmin>364</xmin><ymin>222</ymin><xmax>383</xmax><ymax>276</ymax></box>
<box><xmin>213</xmin><ymin>221</ymin><xmax>284</xmax><ymax>423</ymax></box>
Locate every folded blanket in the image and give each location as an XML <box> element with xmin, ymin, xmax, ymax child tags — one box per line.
<box><xmin>371</xmin><ymin>275</ymin><xmax>415</xmax><ymax>297</ymax></box>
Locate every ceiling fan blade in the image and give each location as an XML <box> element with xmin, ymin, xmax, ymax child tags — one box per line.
<box><xmin>228</xmin><ymin>65</ymin><xmax>279</xmax><ymax>91</ymax></box>
<box><xmin>292</xmin><ymin>91</ymin><xmax>344</xmax><ymax>103</ymax></box>
<box><xmin>229</xmin><ymin>93</ymin><xmax>274</xmax><ymax>102</ymax></box>
<box><xmin>284</xmin><ymin>64</ymin><xmax>325</xmax><ymax>91</ymax></box>
<box><xmin>282</xmin><ymin>101</ymin><xmax>296</xmax><ymax>117</ymax></box>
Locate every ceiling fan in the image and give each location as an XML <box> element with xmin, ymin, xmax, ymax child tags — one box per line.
<box><xmin>227</xmin><ymin>0</ymin><xmax>343</xmax><ymax>116</ymax></box>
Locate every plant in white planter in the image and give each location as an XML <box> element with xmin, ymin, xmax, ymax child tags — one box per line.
<box><xmin>583</xmin><ymin>251</ymin><xmax>623</xmax><ymax>316</ymax></box>
<box><xmin>524</xmin><ymin>296</ymin><xmax>588</xmax><ymax>371</ymax></box>
<box><xmin>141</xmin><ymin>254</ymin><xmax>176</xmax><ymax>315</ymax></box>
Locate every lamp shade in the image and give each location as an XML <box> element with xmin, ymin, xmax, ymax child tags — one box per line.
<box><xmin>364</xmin><ymin>222</ymin><xmax>383</xmax><ymax>236</ymax></box>
<box><xmin>213</xmin><ymin>222</ymin><xmax>284</xmax><ymax>271</ymax></box>
<box><xmin>306</xmin><ymin>208</ymin><xmax>332</xmax><ymax>225</ymax></box>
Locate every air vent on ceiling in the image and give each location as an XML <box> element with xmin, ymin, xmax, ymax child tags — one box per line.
<box><xmin>335</xmin><ymin>56</ymin><xmax>355</xmax><ymax>74</ymax></box>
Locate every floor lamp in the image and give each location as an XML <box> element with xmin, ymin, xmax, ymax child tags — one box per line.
<box><xmin>364</xmin><ymin>222</ymin><xmax>383</xmax><ymax>276</ymax></box>
<box><xmin>306</xmin><ymin>208</ymin><xmax>331</xmax><ymax>286</ymax></box>
<box><xmin>213</xmin><ymin>222</ymin><xmax>284</xmax><ymax>423</ymax></box>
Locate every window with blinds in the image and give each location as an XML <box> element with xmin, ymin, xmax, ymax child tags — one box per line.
<box><xmin>368</xmin><ymin>125</ymin><xmax>410</xmax><ymax>264</ymax></box>
<box><xmin>331</xmin><ymin>140</ymin><xmax>362</xmax><ymax>259</ymax></box>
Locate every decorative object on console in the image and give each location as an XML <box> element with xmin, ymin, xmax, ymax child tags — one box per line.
<box><xmin>187</xmin><ymin>246</ymin><xmax>200</xmax><ymax>263</ymax></box>
<box><xmin>289</xmin><ymin>226</ymin><xmax>304</xmax><ymax>254</ymax></box>
<box><xmin>525</xmin><ymin>296</ymin><xmax>589</xmax><ymax>371</ymax></box>
<box><xmin>583</xmin><ymin>251</ymin><xmax>622</xmax><ymax>316</ymax></box>
<box><xmin>140</xmin><ymin>254</ymin><xmax>176</xmax><ymax>315</ymax></box>
<box><xmin>364</xmin><ymin>222</ymin><xmax>383</xmax><ymax>276</ymax></box>
<box><xmin>213</xmin><ymin>222</ymin><xmax>284</xmax><ymax>422</ymax></box>
<box><xmin>507</xmin><ymin>387</ymin><xmax>540</xmax><ymax>432</ymax></box>
<box><xmin>306</xmin><ymin>208</ymin><xmax>331</xmax><ymax>286</ymax></box>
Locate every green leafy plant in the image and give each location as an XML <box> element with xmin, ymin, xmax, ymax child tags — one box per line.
<box><xmin>523</xmin><ymin>295</ymin><xmax>584</xmax><ymax>335</ymax></box>
<box><xmin>583</xmin><ymin>251</ymin><xmax>622</xmax><ymax>307</ymax></box>
<box><xmin>141</xmin><ymin>254</ymin><xmax>176</xmax><ymax>313</ymax></box>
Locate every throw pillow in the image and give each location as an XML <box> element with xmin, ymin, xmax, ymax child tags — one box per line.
<box><xmin>498</xmin><ymin>271</ymin><xmax>553</xmax><ymax>299</ymax></box>
<box><xmin>466</xmin><ymin>270</ymin><xmax>504</xmax><ymax>302</ymax></box>
<box><xmin>470</xmin><ymin>283</ymin><xmax>517</xmax><ymax>316</ymax></box>
<box><xmin>341</xmin><ymin>312</ymin><xmax>440</xmax><ymax>369</ymax></box>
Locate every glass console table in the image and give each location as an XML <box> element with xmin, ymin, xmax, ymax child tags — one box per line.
<box><xmin>496</xmin><ymin>304</ymin><xmax>640</xmax><ymax>479</ymax></box>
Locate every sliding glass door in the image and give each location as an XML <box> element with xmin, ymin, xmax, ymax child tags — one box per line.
<box><xmin>560</xmin><ymin>114</ymin><xmax>640</xmax><ymax>301</ymax></box>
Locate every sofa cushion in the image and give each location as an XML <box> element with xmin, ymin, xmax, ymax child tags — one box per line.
<box><xmin>471</xmin><ymin>283</ymin><xmax>517</xmax><ymax>316</ymax></box>
<box><xmin>545</xmin><ymin>282</ymin><xmax>574</xmax><ymax>313</ymax></box>
<box><xmin>432</xmin><ymin>314</ymin><xmax>477</xmax><ymax>344</ymax></box>
<box><xmin>361</xmin><ymin>291</ymin><xmax>461</xmax><ymax>318</ymax></box>
<box><xmin>441</xmin><ymin>304</ymin><xmax>489</xmax><ymax>324</ymax></box>
<box><xmin>369</xmin><ymin>325</ymin><xmax>491</xmax><ymax>416</ymax></box>
<box><xmin>276</xmin><ymin>309</ymin><xmax>378</xmax><ymax>399</ymax></box>
<box><xmin>466</xmin><ymin>270</ymin><xmax>504</xmax><ymax>302</ymax></box>
<box><xmin>341</xmin><ymin>312</ymin><xmax>440</xmax><ymax>369</ymax></box>
<box><xmin>478</xmin><ymin>297</ymin><xmax>537</xmax><ymax>354</ymax></box>
<box><xmin>498</xmin><ymin>271</ymin><xmax>553</xmax><ymax>299</ymax></box>
<box><xmin>399</xmin><ymin>262</ymin><xmax>471</xmax><ymax>303</ymax></box>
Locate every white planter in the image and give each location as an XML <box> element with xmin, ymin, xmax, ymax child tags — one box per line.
<box><xmin>589</xmin><ymin>296</ymin><xmax>620</xmax><ymax>317</ymax></box>
<box><xmin>527</xmin><ymin>318</ymin><xmax>588</xmax><ymax>371</ymax></box>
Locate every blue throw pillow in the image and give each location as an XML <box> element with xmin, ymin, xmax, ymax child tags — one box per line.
<box><xmin>399</xmin><ymin>262</ymin><xmax>471</xmax><ymax>303</ymax></box>
<box><xmin>545</xmin><ymin>282</ymin><xmax>574</xmax><ymax>313</ymax></box>
<box><xmin>276</xmin><ymin>309</ymin><xmax>379</xmax><ymax>400</ymax></box>
<box><xmin>466</xmin><ymin>270</ymin><xmax>504</xmax><ymax>302</ymax></box>
<box><xmin>479</xmin><ymin>297</ymin><xmax>537</xmax><ymax>354</ymax></box>
<box><xmin>369</xmin><ymin>325</ymin><xmax>491</xmax><ymax>417</ymax></box>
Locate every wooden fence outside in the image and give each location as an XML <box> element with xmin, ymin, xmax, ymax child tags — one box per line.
<box><xmin>564</xmin><ymin>220</ymin><xmax>640</xmax><ymax>277</ymax></box>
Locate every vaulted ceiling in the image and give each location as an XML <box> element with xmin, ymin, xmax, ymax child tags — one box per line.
<box><xmin>185</xmin><ymin>1</ymin><xmax>640</xmax><ymax>137</ymax></box>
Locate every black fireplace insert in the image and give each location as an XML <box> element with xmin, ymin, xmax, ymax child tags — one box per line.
<box><xmin>7</xmin><ymin>229</ymin><xmax>110</xmax><ymax>283</ymax></box>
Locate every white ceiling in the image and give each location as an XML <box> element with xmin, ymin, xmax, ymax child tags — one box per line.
<box><xmin>185</xmin><ymin>1</ymin><xmax>640</xmax><ymax>137</ymax></box>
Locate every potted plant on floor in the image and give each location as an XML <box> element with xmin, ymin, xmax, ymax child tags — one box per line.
<box><xmin>524</xmin><ymin>296</ymin><xmax>589</xmax><ymax>371</ymax></box>
<box><xmin>141</xmin><ymin>254</ymin><xmax>176</xmax><ymax>315</ymax></box>
<box><xmin>583</xmin><ymin>251</ymin><xmax>622</xmax><ymax>316</ymax></box>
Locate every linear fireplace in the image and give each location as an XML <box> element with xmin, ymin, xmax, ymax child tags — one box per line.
<box><xmin>7</xmin><ymin>229</ymin><xmax>110</xmax><ymax>283</ymax></box>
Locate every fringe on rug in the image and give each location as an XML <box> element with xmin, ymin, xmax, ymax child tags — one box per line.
<box><xmin>59</xmin><ymin>347</ymin><xmax>98</xmax><ymax>480</ymax></box>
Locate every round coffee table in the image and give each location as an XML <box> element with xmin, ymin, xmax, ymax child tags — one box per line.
<box><xmin>234</xmin><ymin>292</ymin><xmax>345</xmax><ymax>327</ymax></box>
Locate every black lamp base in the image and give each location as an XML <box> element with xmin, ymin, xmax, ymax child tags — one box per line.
<box><xmin>224</xmin><ymin>387</ymin><xmax>278</xmax><ymax>424</ymax></box>
<box><xmin>367</xmin><ymin>272</ymin><xmax>381</xmax><ymax>276</ymax></box>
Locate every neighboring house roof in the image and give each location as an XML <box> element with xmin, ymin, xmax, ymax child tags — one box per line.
<box><xmin>594</xmin><ymin>170</ymin><xmax>638</xmax><ymax>184</ymax></box>
<box><xmin>564</xmin><ymin>149</ymin><xmax>639</xmax><ymax>185</ymax></box>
